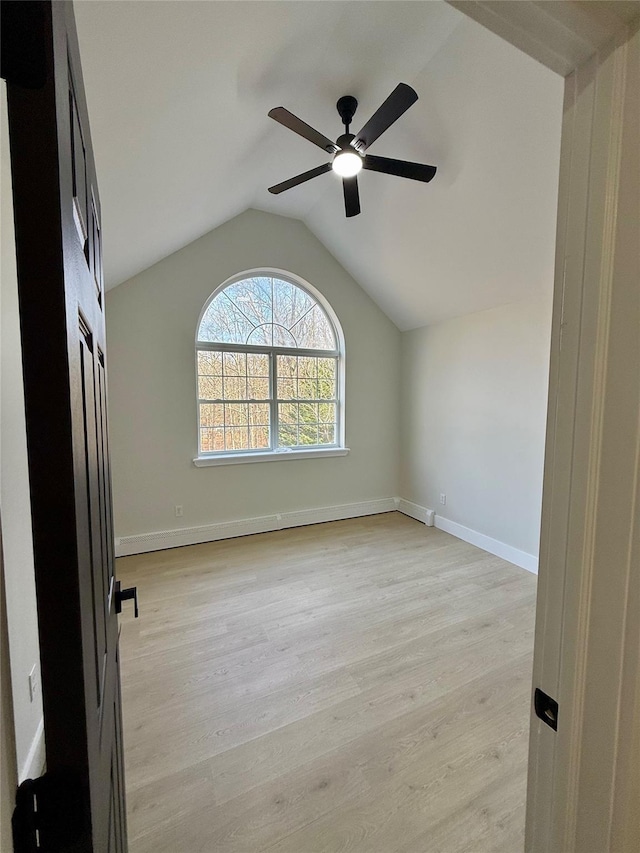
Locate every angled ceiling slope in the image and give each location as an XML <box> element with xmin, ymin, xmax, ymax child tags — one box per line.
<box><xmin>75</xmin><ymin>1</ymin><xmax>564</xmax><ymax>329</ymax></box>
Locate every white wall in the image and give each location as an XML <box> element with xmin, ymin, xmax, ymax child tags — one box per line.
<box><xmin>400</xmin><ymin>295</ymin><xmax>553</xmax><ymax>564</ymax></box>
<box><xmin>0</xmin><ymin>82</ymin><xmax>45</xmax><ymax>783</ymax></box>
<box><xmin>1</xmin><ymin>549</ymin><xmax>18</xmax><ymax>853</ymax></box>
<box><xmin>105</xmin><ymin>209</ymin><xmax>401</xmax><ymax>541</ymax></box>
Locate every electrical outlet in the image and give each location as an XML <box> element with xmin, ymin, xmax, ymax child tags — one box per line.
<box><xmin>439</xmin><ymin>493</ymin><xmax>446</xmax><ymax>506</ymax></box>
<box><xmin>28</xmin><ymin>665</ymin><xmax>38</xmax><ymax>703</ymax></box>
<box><xmin>175</xmin><ymin>505</ymin><xmax>183</xmax><ymax>517</ymax></box>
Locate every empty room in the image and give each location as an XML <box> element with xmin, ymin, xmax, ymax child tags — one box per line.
<box><xmin>2</xmin><ymin>2</ymin><xmax>638</xmax><ymax>853</ymax></box>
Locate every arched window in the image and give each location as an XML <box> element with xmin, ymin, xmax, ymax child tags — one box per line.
<box><xmin>195</xmin><ymin>272</ymin><xmax>344</xmax><ymax>460</ymax></box>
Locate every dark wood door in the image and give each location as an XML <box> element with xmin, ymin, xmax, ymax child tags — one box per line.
<box><xmin>3</xmin><ymin>2</ymin><xmax>128</xmax><ymax>850</ymax></box>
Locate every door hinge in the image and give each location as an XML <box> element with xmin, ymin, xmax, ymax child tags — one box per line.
<box><xmin>12</xmin><ymin>771</ymin><xmax>85</xmax><ymax>852</ymax></box>
<box><xmin>534</xmin><ymin>687</ymin><xmax>558</xmax><ymax>731</ymax></box>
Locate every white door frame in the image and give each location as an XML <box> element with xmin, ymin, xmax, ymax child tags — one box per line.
<box><xmin>449</xmin><ymin>4</ymin><xmax>640</xmax><ymax>850</ymax></box>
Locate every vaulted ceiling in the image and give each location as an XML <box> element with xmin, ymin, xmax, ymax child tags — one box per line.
<box><xmin>75</xmin><ymin>0</ymin><xmax>564</xmax><ymax>329</ymax></box>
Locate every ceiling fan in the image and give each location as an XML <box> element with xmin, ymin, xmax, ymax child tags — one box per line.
<box><xmin>267</xmin><ymin>83</ymin><xmax>436</xmax><ymax>218</ymax></box>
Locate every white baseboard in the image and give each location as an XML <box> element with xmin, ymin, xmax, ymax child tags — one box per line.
<box><xmin>19</xmin><ymin>718</ymin><xmax>45</xmax><ymax>783</ymax></box>
<box><xmin>434</xmin><ymin>514</ymin><xmax>538</xmax><ymax>574</ymax></box>
<box><xmin>397</xmin><ymin>499</ymin><xmax>537</xmax><ymax>574</ymax></box>
<box><xmin>115</xmin><ymin>498</ymin><xmax>538</xmax><ymax>574</ymax></box>
<box><xmin>115</xmin><ymin>497</ymin><xmax>398</xmax><ymax>557</ymax></box>
<box><xmin>397</xmin><ymin>499</ymin><xmax>435</xmax><ymax>527</ymax></box>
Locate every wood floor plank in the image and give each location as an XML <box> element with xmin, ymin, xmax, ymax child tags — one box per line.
<box><xmin>263</xmin><ymin>659</ymin><xmax>531</xmax><ymax>853</ymax></box>
<box><xmin>125</xmin><ymin>668</ymin><xmax>362</xmax><ymax>791</ymax></box>
<box><xmin>117</xmin><ymin>513</ymin><xmax>536</xmax><ymax>852</ymax></box>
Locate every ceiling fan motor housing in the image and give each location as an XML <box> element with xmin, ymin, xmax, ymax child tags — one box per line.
<box><xmin>336</xmin><ymin>132</ymin><xmax>357</xmax><ymax>151</ymax></box>
<box><xmin>336</xmin><ymin>95</ymin><xmax>358</xmax><ymax>128</ymax></box>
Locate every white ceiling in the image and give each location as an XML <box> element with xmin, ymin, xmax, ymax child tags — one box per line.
<box><xmin>75</xmin><ymin>0</ymin><xmax>564</xmax><ymax>329</ymax></box>
<box><xmin>449</xmin><ymin>0</ymin><xmax>640</xmax><ymax>76</ymax></box>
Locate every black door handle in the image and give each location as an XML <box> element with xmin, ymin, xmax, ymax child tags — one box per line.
<box><xmin>115</xmin><ymin>581</ymin><xmax>139</xmax><ymax>618</ymax></box>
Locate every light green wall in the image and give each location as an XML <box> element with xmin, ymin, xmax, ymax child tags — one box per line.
<box><xmin>400</xmin><ymin>296</ymin><xmax>553</xmax><ymax>558</ymax></box>
<box><xmin>105</xmin><ymin>209</ymin><xmax>401</xmax><ymax>537</ymax></box>
<box><xmin>106</xmin><ymin>208</ymin><xmax>553</xmax><ymax>560</ymax></box>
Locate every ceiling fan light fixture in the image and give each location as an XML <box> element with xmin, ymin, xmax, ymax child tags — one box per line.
<box><xmin>332</xmin><ymin>151</ymin><xmax>362</xmax><ymax>177</ymax></box>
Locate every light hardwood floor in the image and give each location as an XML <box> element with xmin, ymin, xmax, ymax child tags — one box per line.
<box><xmin>117</xmin><ymin>512</ymin><xmax>537</xmax><ymax>853</ymax></box>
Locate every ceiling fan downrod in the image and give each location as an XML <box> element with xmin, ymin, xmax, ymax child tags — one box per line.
<box><xmin>336</xmin><ymin>95</ymin><xmax>358</xmax><ymax>133</ymax></box>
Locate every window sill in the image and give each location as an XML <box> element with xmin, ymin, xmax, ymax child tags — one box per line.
<box><xmin>193</xmin><ymin>447</ymin><xmax>350</xmax><ymax>467</ymax></box>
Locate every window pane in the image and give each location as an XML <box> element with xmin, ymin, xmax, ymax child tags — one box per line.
<box><xmin>318</xmin><ymin>379</ymin><xmax>336</xmax><ymax>400</ymax></box>
<box><xmin>278</xmin><ymin>424</ymin><xmax>297</xmax><ymax>446</ymax></box>
<box><xmin>318</xmin><ymin>424</ymin><xmax>335</xmax><ymax>445</ymax></box>
<box><xmin>248</xmin><ymin>403</ymin><xmax>270</xmax><ymax>425</ymax></box>
<box><xmin>249</xmin><ymin>426</ymin><xmax>270</xmax><ymax>449</ymax></box>
<box><xmin>246</xmin><ymin>323</ymin><xmax>298</xmax><ymax>347</ymax></box>
<box><xmin>318</xmin><ymin>402</ymin><xmax>335</xmax><ymax>424</ymax></box>
<box><xmin>299</xmin><ymin>402</ymin><xmax>317</xmax><ymax>424</ymax></box>
<box><xmin>225</xmin><ymin>427</ymin><xmax>249</xmax><ymax>451</ymax></box>
<box><xmin>247</xmin><ymin>377</ymin><xmax>269</xmax><ymax>399</ymax></box>
<box><xmin>277</xmin><ymin>377</ymin><xmax>295</xmax><ymax>400</ymax></box>
<box><xmin>197</xmin><ymin>351</ymin><xmax>222</xmax><ymax>375</ymax></box>
<box><xmin>297</xmin><ymin>378</ymin><xmax>317</xmax><ymax>399</ymax></box>
<box><xmin>317</xmin><ymin>358</ymin><xmax>336</xmax><ymax>379</ymax></box>
<box><xmin>290</xmin><ymin>303</ymin><xmax>335</xmax><ymax>350</ymax></box>
<box><xmin>199</xmin><ymin>403</ymin><xmax>224</xmax><ymax>427</ymax></box>
<box><xmin>223</xmin><ymin>351</ymin><xmax>247</xmax><ymax>377</ymax></box>
<box><xmin>224</xmin><ymin>404</ymin><xmax>248</xmax><ymax>427</ymax></box>
<box><xmin>278</xmin><ymin>403</ymin><xmax>297</xmax><ymax>425</ymax></box>
<box><xmin>273</xmin><ymin>279</ymin><xmax>314</xmax><ymax>329</ymax></box>
<box><xmin>272</xmin><ymin>324</ymin><xmax>297</xmax><ymax>347</ymax></box>
<box><xmin>198</xmin><ymin>376</ymin><xmax>222</xmax><ymax>399</ymax></box>
<box><xmin>198</xmin><ymin>293</ymin><xmax>255</xmax><ymax>344</ymax></box>
<box><xmin>200</xmin><ymin>427</ymin><xmax>224</xmax><ymax>452</ymax></box>
<box><xmin>246</xmin><ymin>324</ymin><xmax>273</xmax><ymax>346</ymax></box>
<box><xmin>299</xmin><ymin>424</ymin><xmax>319</xmax><ymax>445</ymax></box>
<box><xmin>298</xmin><ymin>356</ymin><xmax>317</xmax><ymax>378</ymax></box>
<box><xmin>223</xmin><ymin>376</ymin><xmax>247</xmax><ymax>400</ymax></box>
<box><xmin>247</xmin><ymin>353</ymin><xmax>269</xmax><ymax>376</ymax></box>
<box><xmin>223</xmin><ymin>277</ymin><xmax>272</xmax><ymax>327</ymax></box>
<box><xmin>278</xmin><ymin>354</ymin><xmax>297</xmax><ymax>376</ymax></box>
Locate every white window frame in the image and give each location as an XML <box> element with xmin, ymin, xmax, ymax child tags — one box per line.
<box><xmin>193</xmin><ymin>269</ymin><xmax>347</xmax><ymax>466</ymax></box>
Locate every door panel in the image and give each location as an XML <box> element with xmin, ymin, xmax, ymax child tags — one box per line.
<box><xmin>70</xmin><ymin>76</ymin><xmax>89</xmax><ymax>255</ymax></box>
<box><xmin>4</xmin><ymin>1</ymin><xmax>128</xmax><ymax>849</ymax></box>
<box><xmin>79</xmin><ymin>319</ymin><xmax>108</xmax><ymax>710</ymax></box>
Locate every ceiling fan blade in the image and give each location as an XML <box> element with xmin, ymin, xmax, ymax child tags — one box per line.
<box><xmin>352</xmin><ymin>83</ymin><xmax>418</xmax><ymax>152</ymax></box>
<box><xmin>268</xmin><ymin>163</ymin><xmax>332</xmax><ymax>195</ymax></box>
<box><xmin>268</xmin><ymin>107</ymin><xmax>339</xmax><ymax>154</ymax></box>
<box><xmin>363</xmin><ymin>154</ymin><xmax>437</xmax><ymax>183</ymax></box>
<box><xmin>343</xmin><ymin>176</ymin><xmax>361</xmax><ymax>218</ymax></box>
